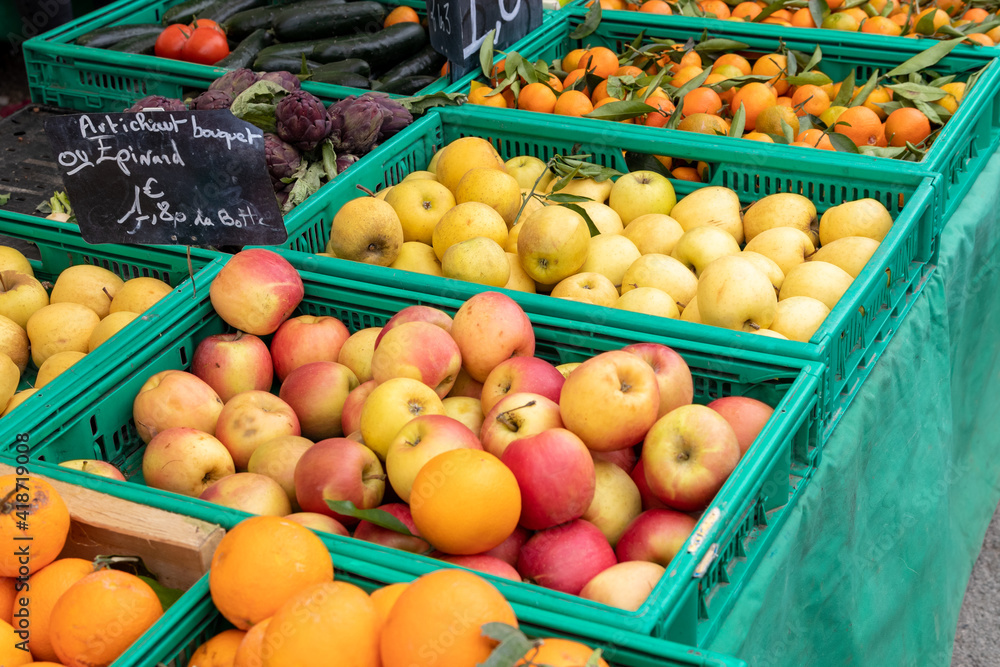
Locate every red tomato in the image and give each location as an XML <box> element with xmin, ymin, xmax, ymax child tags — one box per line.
<box><xmin>180</xmin><ymin>27</ymin><xmax>230</xmax><ymax>65</ymax></box>
<box><xmin>154</xmin><ymin>24</ymin><xmax>191</xmax><ymax>60</ymax></box>
<box><xmin>188</xmin><ymin>18</ymin><xmax>225</xmax><ymax>34</ymax></box>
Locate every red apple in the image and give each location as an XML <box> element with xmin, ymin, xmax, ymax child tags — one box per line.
<box><xmin>580</xmin><ymin>561</ymin><xmax>666</xmax><ymax>611</ymax></box>
<box><xmin>440</xmin><ymin>554</ymin><xmax>522</xmax><ymax>581</ymax></box>
<box><xmin>215</xmin><ymin>390</ymin><xmax>301</xmax><ymax>471</ymax></box>
<box><xmin>501</xmin><ymin>429</ymin><xmax>595</xmax><ymax>530</ymax></box>
<box><xmin>342</xmin><ymin>379</ymin><xmax>377</xmax><ymax>436</ymax></box>
<box><xmin>198</xmin><ymin>472</ymin><xmax>292</xmax><ymax>516</ymax></box>
<box><xmin>384</xmin><ymin>415</ymin><xmax>482</xmax><ymax>503</ymax></box>
<box><xmin>58</xmin><ymin>460</ymin><xmax>127</xmax><ymax>481</ymax></box>
<box><xmin>353</xmin><ymin>502</ymin><xmax>430</xmax><ymax>554</ymax></box>
<box><xmin>706</xmin><ymin>396</ymin><xmax>774</xmax><ymax>456</ymax></box>
<box><xmin>284</xmin><ymin>512</ymin><xmax>351</xmax><ymax>537</ymax></box>
<box><xmin>374</xmin><ymin>306</ymin><xmax>453</xmax><ymax>348</ymax></box>
<box><xmin>142</xmin><ymin>427</ymin><xmax>236</xmax><ymax>497</ymax></box>
<box><xmin>516</xmin><ymin>520</ymin><xmax>617</xmax><ymax>596</ymax></box>
<box><xmin>631</xmin><ymin>459</ymin><xmax>669</xmax><ymax>511</ymax></box>
<box><xmin>480</xmin><ymin>526</ymin><xmax>531</xmax><ymax>567</ymax></box>
<box><xmin>450</xmin><ymin>292</ymin><xmax>535</xmax><ymax>382</ymax></box>
<box><xmin>592</xmin><ymin>447</ymin><xmax>638</xmax><ymax>475</ymax></box>
<box><xmin>293</xmin><ymin>437</ymin><xmax>386</xmax><ymax>526</ymax></box>
<box><xmin>480</xmin><ymin>356</ymin><xmax>565</xmax><ymax>414</ymax></box>
<box><xmin>559</xmin><ymin>350</ymin><xmax>660</xmax><ymax>452</ymax></box>
<box><xmin>480</xmin><ymin>392</ymin><xmax>563</xmax><ymax>458</ymax></box>
<box><xmin>278</xmin><ymin>361</ymin><xmax>360</xmax><ymax>440</ymax></box>
<box><xmin>191</xmin><ymin>332</ymin><xmax>274</xmax><ymax>403</ymax></box>
<box><xmin>446</xmin><ymin>367</ymin><xmax>484</xmax><ymax>399</ymax></box>
<box><xmin>246</xmin><ymin>435</ymin><xmax>315</xmax><ymax>510</ymax></box>
<box><xmin>209</xmin><ymin>249</ymin><xmax>303</xmax><ymax>335</ymax></box>
<box><xmin>615</xmin><ymin>509</ymin><xmax>698</xmax><ymax>566</ymax></box>
<box><xmin>642</xmin><ymin>405</ymin><xmax>741</xmax><ymax>511</ymax></box>
<box><xmin>132</xmin><ymin>370</ymin><xmax>224</xmax><ymax>443</ymax></box>
<box><xmin>622</xmin><ymin>343</ymin><xmax>694</xmax><ymax>418</ymax></box>
<box><xmin>371</xmin><ymin>321</ymin><xmax>462</xmax><ymax>398</ymax></box>
<box><xmin>270</xmin><ymin>315</ymin><xmax>351</xmax><ymax>381</ymax></box>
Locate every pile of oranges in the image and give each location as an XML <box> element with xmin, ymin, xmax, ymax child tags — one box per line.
<box><xmin>197</xmin><ymin>515</ymin><xmax>608</xmax><ymax>667</ymax></box>
<box><xmin>0</xmin><ymin>474</ymin><xmax>164</xmax><ymax>667</ymax></box>
<box><xmin>589</xmin><ymin>0</ymin><xmax>1000</xmax><ymax>44</ymax></box>
<box><xmin>469</xmin><ymin>40</ymin><xmax>966</xmax><ymax>164</ymax></box>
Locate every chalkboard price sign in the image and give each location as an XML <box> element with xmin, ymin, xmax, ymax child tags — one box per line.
<box><xmin>428</xmin><ymin>0</ymin><xmax>543</xmax><ymax>80</ymax></box>
<box><xmin>44</xmin><ymin>110</ymin><xmax>287</xmax><ymax>247</ymax></box>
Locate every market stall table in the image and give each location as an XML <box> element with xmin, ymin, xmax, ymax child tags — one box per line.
<box><xmin>709</xmin><ymin>149</ymin><xmax>1000</xmax><ymax>666</ymax></box>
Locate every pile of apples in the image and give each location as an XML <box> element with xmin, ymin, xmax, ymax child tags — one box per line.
<box><xmin>0</xmin><ymin>246</ymin><xmax>173</xmax><ymax>422</ymax></box>
<box><xmin>322</xmin><ymin>136</ymin><xmax>894</xmax><ymax>340</ymax></box>
<box><xmin>84</xmin><ymin>248</ymin><xmax>778</xmax><ymax>611</ymax></box>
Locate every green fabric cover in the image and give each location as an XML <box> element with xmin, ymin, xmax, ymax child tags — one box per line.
<box><xmin>709</xmin><ymin>151</ymin><xmax>1000</xmax><ymax>665</ymax></box>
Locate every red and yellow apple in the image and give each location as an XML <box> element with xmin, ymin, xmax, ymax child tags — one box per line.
<box><xmin>133</xmin><ymin>370</ymin><xmax>224</xmax><ymax>443</ymax></box>
<box><xmin>215</xmin><ymin>390</ymin><xmax>301</xmax><ymax>471</ymax></box>
<box><xmin>141</xmin><ymin>427</ymin><xmax>236</xmax><ymax>497</ymax></box>
<box><xmin>270</xmin><ymin>315</ymin><xmax>351</xmax><ymax>381</ymax></box>
<box><xmin>191</xmin><ymin>332</ymin><xmax>274</xmax><ymax>403</ymax></box>
<box><xmin>209</xmin><ymin>249</ymin><xmax>304</xmax><ymax>335</ymax></box>
<box><xmin>278</xmin><ymin>361</ymin><xmax>359</xmax><ymax>441</ymax></box>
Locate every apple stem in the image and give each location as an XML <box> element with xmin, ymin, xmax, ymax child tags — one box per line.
<box><xmin>102</xmin><ymin>286</ymin><xmax>113</xmax><ymax>300</ymax></box>
<box><xmin>356</xmin><ymin>184</ymin><xmax>377</xmax><ymax>198</ymax></box>
<box><xmin>233</xmin><ymin>331</ymin><xmax>244</xmax><ymax>341</ymax></box>
<box><xmin>747</xmin><ymin>321</ymin><xmax>761</xmax><ymax>331</ymax></box>
<box><xmin>496</xmin><ymin>400</ymin><xmax>537</xmax><ymax>430</ymax></box>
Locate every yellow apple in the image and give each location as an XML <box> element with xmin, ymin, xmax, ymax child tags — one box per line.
<box><xmin>809</xmin><ymin>236</ymin><xmax>880</xmax><ymax>277</ymax></box>
<box><xmin>615</xmin><ymin>287</ymin><xmax>680</xmax><ymax>319</ymax></box>
<box><xmin>441</xmin><ymin>237</ymin><xmax>510</xmax><ymax>287</ymax></box>
<box><xmin>740</xmin><ymin>251</ymin><xmax>785</xmax><ymax>294</ymax></box>
<box><xmin>50</xmin><ymin>264</ymin><xmax>124</xmax><ymax>319</ymax></box>
<box><xmin>88</xmin><ymin>311</ymin><xmax>139</xmax><ymax>351</ymax></box>
<box><xmin>622</xmin><ymin>213</ymin><xmax>685</xmax><ymax>256</ymax></box>
<box><xmin>743</xmin><ymin>227</ymin><xmax>815</xmax><ymax>277</ymax></box>
<box><xmin>680</xmin><ymin>295</ymin><xmax>701</xmax><ymax>323</ymax></box>
<box><xmin>110</xmin><ymin>277</ymin><xmax>173</xmax><ymax>315</ymax></box>
<box><xmin>668</xmin><ymin>186</ymin><xmax>743</xmax><ymax>244</ymax></box>
<box><xmin>779</xmin><ymin>261</ymin><xmax>854</xmax><ymax>311</ymax></box>
<box><xmin>819</xmin><ymin>198</ymin><xmax>893</xmax><ymax>245</ymax></box>
<box><xmin>26</xmin><ymin>302</ymin><xmax>100</xmax><ymax>367</ymax></box>
<box><xmin>608</xmin><ymin>171</ymin><xmax>676</xmax><ymax>224</ymax></box>
<box><xmin>442</xmin><ymin>395</ymin><xmax>486</xmax><ymax>434</ymax></box>
<box><xmin>384</xmin><ymin>179</ymin><xmax>456</xmax><ymax>244</ymax></box>
<box><xmin>546</xmin><ymin>177</ymin><xmax>613</xmax><ymax>203</ymax></box>
<box><xmin>580</xmin><ymin>234</ymin><xmax>641</xmax><ymax>289</ymax></box>
<box><xmin>0</xmin><ymin>247</ymin><xmax>32</xmax><ymax>277</ymax></box>
<box><xmin>35</xmin><ymin>350</ymin><xmax>86</xmax><ymax>388</ymax></box>
<box><xmin>503</xmin><ymin>253</ymin><xmax>537</xmax><ymax>293</ymax></box>
<box><xmin>769</xmin><ymin>296</ymin><xmax>830</xmax><ymax>342</ymax></box>
<box><xmin>577</xmin><ymin>201</ymin><xmax>623</xmax><ymax>234</ymax></box>
<box><xmin>337</xmin><ymin>327</ymin><xmax>381</xmax><ymax>384</ymax></box>
<box><xmin>390</xmin><ymin>242</ymin><xmax>443</xmax><ymax>276</ymax></box>
<box><xmin>434</xmin><ymin>137</ymin><xmax>505</xmax><ymax>193</ymax></box>
<box><xmin>516</xmin><ymin>206</ymin><xmax>590</xmax><ymax>285</ymax></box>
<box><xmin>455</xmin><ymin>167</ymin><xmax>522</xmax><ymax>226</ymax></box>
<box><xmin>432</xmin><ymin>202</ymin><xmax>508</xmax><ymax>260</ymax></box>
<box><xmin>670</xmin><ymin>226</ymin><xmax>741</xmax><ymax>276</ymax></box>
<box><xmin>620</xmin><ymin>254</ymin><xmax>698</xmax><ymax>309</ymax></box>
<box><xmin>697</xmin><ymin>256</ymin><xmax>777</xmax><ymax>331</ymax></box>
<box><xmin>2</xmin><ymin>388</ymin><xmax>37</xmax><ymax>417</ymax></box>
<box><xmin>0</xmin><ymin>270</ymin><xmax>49</xmax><ymax>329</ymax></box>
<box><xmin>328</xmin><ymin>197</ymin><xmax>404</xmax><ymax>266</ymax></box>
<box><xmin>0</xmin><ymin>354</ymin><xmax>18</xmax><ymax>411</ymax></box>
<box><xmin>0</xmin><ymin>315</ymin><xmax>28</xmax><ymax>374</ymax></box>
<box><xmin>505</xmin><ymin>155</ymin><xmax>554</xmax><ymax>191</ymax></box>
<box><xmin>743</xmin><ymin>193</ymin><xmax>818</xmax><ymax>244</ymax></box>
<box><xmin>402</xmin><ymin>170</ymin><xmax>437</xmax><ymax>182</ymax></box>
<box><xmin>550</xmin><ymin>272</ymin><xmax>619</xmax><ymax>307</ymax></box>
<box><xmin>359</xmin><ymin>377</ymin><xmax>445</xmax><ymax>460</ymax></box>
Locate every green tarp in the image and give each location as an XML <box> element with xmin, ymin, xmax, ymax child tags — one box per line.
<box><xmin>711</xmin><ymin>151</ymin><xmax>1000</xmax><ymax>665</ymax></box>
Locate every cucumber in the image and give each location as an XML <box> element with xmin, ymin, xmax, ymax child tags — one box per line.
<box><xmin>377</xmin><ymin>45</ymin><xmax>445</xmax><ymax>82</ymax></box>
<box><xmin>215</xmin><ymin>28</ymin><xmax>274</xmax><ymax>69</ymax></box>
<box><xmin>107</xmin><ymin>32</ymin><xmax>160</xmax><ymax>54</ymax></box>
<box><xmin>308</xmin><ymin>71</ymin><xmax>371</xmax><ymax>88</ymax></box>
<box><xmin>375</xmin><ymin>75</ymin><xmax>437</xmax><ymax>95</ymax></box>
<box><xmin>203</xmin><ymin>0</ymin><xmax>269</xmax><ymax>23</ymax></box>
<box><xmin>313</xmin><ymin>59</ymin><xmax>371</xmax><ymax>77</ymax></box>
<box><xmin>272</xmin><ymin>1</ymin><xmax>387</xmax><ymax>42</ymax></box>
<box><xmin>75</xmin><ymin>23</ymin><xmax>162</xmax><ymax>48</ymax></box>
<box><xmin>161</xmin><ymin>0</ymin><xmax>218</xmax><ymax>25</ymax></box>
<box><xmin>311</xmin><ymin>23</ymin><xmax>427</xmax><ymax>71</ymax></box>
<box><xmin>254</xmin><ymin>53</ymin><xmax>324</xmax><ymax>72</ymax></box>
<box><xmin>223</xmin><ymin>0</ymin><xmax>345</xmax><ymax>39</ymax></box>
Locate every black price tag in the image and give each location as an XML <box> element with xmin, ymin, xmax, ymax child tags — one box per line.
<box><xmin>45</xmin><ymin>110</ymin><xmax>287</xmax><ymax>247</ymax></box>
<box><xmin>428</xmin><ymin>0</ymin><xmax>544</xmax><ymax>81</ymax></box>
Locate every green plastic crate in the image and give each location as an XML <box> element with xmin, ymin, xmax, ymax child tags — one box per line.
<box><xmin>446</xmin><ymin>9</ymin><xmax>1000</xmax><ymax>226</ymax></box>
<box><xmin>22</xmin><ymin>0</ymin><xmax>448</xmax><ymax>113</ymax></box>
<box><xmin>113</xmin><ymin>572</ymin><xmax>748</xmax><ymax>667</ymax></box>
<box><xmin>0</xmin><ymin>212</ymin><xmax>214</xmax><ymax>450</ymax></box>
<box><xmin>275</xmin><ymin>104</ymin><xmax>936</xmax><ymax>444</ymax></box>
<box><xmin>15</xmin><ymin>253</ymin><xmax>824</xmax><ymax>647</ymax></box>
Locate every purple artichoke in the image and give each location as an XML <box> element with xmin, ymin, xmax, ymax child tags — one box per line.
<box><xmin>264</xmin><ymin>133</ymin><xmax>302</xmax><ymax>188</ymax></box>
<box><xmin>209</xmin><ymin>68</ymin><xmax>259</xmax><ymax>99</ymax></box>
<box><xmin>188</xmin><ymin>89</ymin><xmax>233</xmax><ymax>110</ymax></box>
<box><xmin>124</xmin><ymin>95</ymin><xmax>187</xmax><ymax>113</ymax></box>
<box><xmin>258</xmin><ymin>71</ymin><xmax>302</xmax><ymax>93</ymax></box>
<box><xmin>327</xmin><ymin>97</ymin><xmax>383</xmax><ymax>155</ymax></box>
<box><xmin>336</xmin><ymin>154</ymin><xmax>359</xmax><ymax>173</ymax></box>
<box><xmin>361</xmin><ymin>92</ymin><xmax>413</xmax><ymax>142</ymax></box>
<box><xmin>276</xmin><ymin>90</ymin><xmax>334</xmax><ymax>152</ymax></box>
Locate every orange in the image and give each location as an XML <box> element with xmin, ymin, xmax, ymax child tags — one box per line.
<box><xmin>677</xmin><ymin>113</ymin><xmax>730</xmax><ymax>135</ymax></box>
<box><xmin>591</xmin><ymin>79</ymin><xmax>612</xmax><ymax>103</ymax></box>
<box><xmin>833</xmin><ymin>106</ymin><xmax>883</xmax><ymax>146</ymax></box>
<box><xmin>14</xmin><ymin>558</ymin><xmax>93</xmax><ymax>661</ymax></box>
<box><xmin>884</xmin><ymin>107</ymin><xmax>932</xmax><ymax>147</ymax></box>
<box><xmin>826</xmin><ymin>0</ymin><xmax>845</xmax><ymax>7</ymax></box>
<box><xmin>643</xmin><ymin>97</ymin><xmax>677</xmax><ymax>127</ymax></box>
<box><xmin>776</xmin><ymin>95</ymin><xmax>793</xmax><ymax>107</ymax></box>
<box><xmin>409</xmin><ymin>449</ymin><xmax>520</xmax><ymax>555</ymax></box>
<box><xmin>640</xmin><ymin>0</ymin><xmax>673</xmax><ymax>13</ymax></box>
<box><xmin>791</xmin><ymin>7</ymin><xmax>816</xmax><ymax>26</ymax></box>
<box><xmin>553</xmin><ymin>90</ymin><xmax>595</xmax><ymax>117</ymax></box>
<box><xmin>0</xmin><ymin>619</ymin><xmax>32</xmax><ymax>666</ymax></box>
<box><xmin>698</xmin><ymin>0</ymin><xmax>731</xmax><ymax>17</ymax></box>
<box><xmin>751</xmin><ymin>54</ymin><xmax>789</xmax><ymax>95</ymax></box>
<box><xmin>209</xmin><ymin>516</ymin><xmax>333</xmax><ymax>630</ymax></box>
<box><xmin>730</xmin><ymin>82</ymin><xmax>778</xmax><ymax>130</ymax></box>
<box><xmin>743</xmin><ymin>131</ymin><xmax>774</xmax><ymax>142</ymax></box>
<box><xmin>371</xmin><ymin>582</ymin><xmax>410</xmax><ymax>629</ymax></box>
<box><xmin>636</xmin><ymin>85</ymin><xmax>669</xmax><ymax>100</ymax></box>
<box><xmin>967</xmin><ymin>33</ymin><xmax>995</xmax><ymax>46</ymax></box>
<box><xmin>653</xmin><ymin>155</ymin><xmax>673</xmax><ymax>170</ymax></box>
<box><xmin>671</xmin><ymin>65</ymin><xmax>705</xmax><ymax>88</ymax></box>
<box><xmin>0</xmin><ymin>577</ymin><xmax>14</xmax><ymax>624</ymax></box>
<box><xmin>732</xmin><ymin>2</ymin><xmax>763</xmax><ymax>19</ymax></box>
<box><xmin>755</xmin><ymin>104</ymin><xmax>800</xmax><ymax>137</ymax></box>
<box><xmin>469</xmin><ymin>86</ymin><xmax>508</xmax><ymax>108</ymax></box>
<box><xmin>861</xmin><ymin>15</ymin><xmax>903</xmax><ymax>34</ymax></box>
<box><xmin>0</xmin><ymin>476</ymin><xmax>70</xmax><ymax>579</ymax></box>
<box><xmin>791</xmin><ymin>84</ymin><xmax>830</xmax><ymax>117</ymax></box>
<box><xmin>380</xmin><ymin>569</ymin><xmax>517</xmax><ymax>667</ymax></box>
<box><xmin>49</xmin><ymin>569</ymin><xmax>163</xmax><ymax>667</ymax></box>
<box><xmin>916</xmin><ymin>7</ymin><xmax>950</xmax><ymax>33</ymax></box>
<box><xmin>597</xmin><ymin>0</ymin><xmax>625</xmax><ymax>9</ymax></box>
<box><xmin>938</xmin><ymin>82</ymin><xmax>965</xmax><ymax>113</ymax></box>
<box><xmin>667</xmin><ymin>49</ymin><xmax>702</xmax><ymax>74</ymax></box>
<box><xmin>890</xmin><ymin>12</ymin><xmax>913</xmax><ymax>30</ymax></box>
<box><xmin>682</xmin><ymin>87</ymin><xmax>723</xmax><ymax>116</ymax></box>
<box><xmin>516</xmin><ymin>637</ymin><xmax>610</xmax><ymax>666</ymax></box>
<box><xmin>262</xmin><ymin>582</ymin><xmax>379</xmax><ymax>667</ymax></box>
<box><xmin>671</xmin><ymin>166</ymin><xmax>702</xmax><ymax>182</ymax></box>
<box><xmin>234</xmin><ymin>618</ymin><xmax>270</xmax><ymax>667</ymax></box>
<box><xmin>383</xmin><ymin>6</ymin><xmax>419</xmax><ymax>27</ymax></box>
<box><xmin>857</xmin><ymin>86</ymin><xmax>893</xmax><ymax>120</ymax></box>
<box><xmin>963</xmin><ymin>7</ymin><xmax>989</xmax><ymax>21</ymax></box>
<box><xmin>841</xmin><ymin>6</ymin><xmax>868</xmax><ymax>22</ymax></box>
<box><xmin>714</xmin><ymin>53</ymin><xmax>751</xmax><ymax>75</ymax></box>
<box><xmin>561</xmin><ymin>69</ymin><xmax>590</xmax><ymax>97</ymax></box>
<box><xmin>796</xmin><ymin>129</ymin><xmax>835</xmax><ymax>150</ymax></box>
<box><xmin>561</xmin><ymin>49</ymin><xmax>586</xmax><ymax>73</ymax></box>
<box><xmin>594</xmin><ymin>96</ymin><xmax>633</xmax><ymax>122</ymax></box>
<box><xmin>188</xmin><ymin>628</ymin><xmax>247</xmax><ymax>667</ymax></box>
<box><xmin>518</xmin><ymin>82</ymin><xmax>558</xmax><ymax>113</ymax></box>
<box><xmin>614</xmin><ymin>65</ymin><xmax>645</xmax><ymax>77</ymax></box>
<box><xmin>579</xmin><ymin>47</ymin><xmax>619</xmax><ymax>79</ymax></box>
<box><xmin>936</xmin><ymin>0</ymin><xmax>965</xmax><ymax>16</ymax></box>
<box><xmin>761</xmin><ymin>17</ymin><xmax>793</xmax><ymax>26</ymax></box>
<box><xmin>988</xmin><ymin>25</ymin><xmax>1000</xmax><ymax>43</ymax></box>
